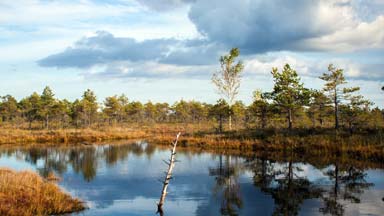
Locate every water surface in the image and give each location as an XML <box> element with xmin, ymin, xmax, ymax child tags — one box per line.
<box><xmin>0</xmin><ymin>141</ymin><xmax>383</xmax><ymax>216</ymax></box>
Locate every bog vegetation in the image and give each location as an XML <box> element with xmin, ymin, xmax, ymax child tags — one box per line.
<box><xmin>0</xmin><ymin>168</ymin><xmax>85</xmax><ymax>216</ymax></box>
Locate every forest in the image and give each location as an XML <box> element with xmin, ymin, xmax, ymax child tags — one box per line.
<box><xmin>0</xmin><ymin>83</ymin><xmax>381</xmax><ymax>132</ymax></box>
<box><xmin>0</xmin><ymin>50</ymin><xmax>382</xmax><ymax>133</ymax></box>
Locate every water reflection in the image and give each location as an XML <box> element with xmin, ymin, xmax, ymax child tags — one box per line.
<box><xmin>209</xmin><ymin>155</ymin><xmax>244</xmax><ymax>215</ymax></box>
<box><xmin>246</xmin><ymin>153</ymin><xmax>323</xmax><ymax>216</ymax></box>
<box><xmin>0</xmin><ymin>142</ymin><xmax>156</xmax><ymax>181</ymax></box>
<box><xmin>0</xmin><ymin>142</ymin><xmax>382</xmax><ymax>216</ymax></box>
<box><xmin>320</xmin><ymin>163</ymin><xmax>374</xmax><ymax>216</ymax></box>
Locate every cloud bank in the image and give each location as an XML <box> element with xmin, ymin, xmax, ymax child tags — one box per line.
<box><xmin>37</xmin><ymin>0</ymin><xmax>384</xmax><ymax>81</ymax></box>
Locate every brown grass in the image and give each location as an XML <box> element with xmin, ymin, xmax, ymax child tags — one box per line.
<box><xmin>0</xmin><ymin>127</ymin><xmax>147</xmax><ymax>144</ymax></box>
<box><xmin>0</xmin><ymin>168</ymin><xmax>85</xmax><ymax>216</ymax></box>
<box><xmin>0</xmin><ymin>123</ymin><xmax>383</xmax><ymax>164</ymax></box>
<box><xmin>148</xmin><ymin>126</ymin><xmax>384</xmax><ymax>164</ymax></box>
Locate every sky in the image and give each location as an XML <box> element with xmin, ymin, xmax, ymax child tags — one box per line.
<box><xmin>0</xmin><ymin>0</ymin><xmax>383</xmax><ymax>106</ymax></box>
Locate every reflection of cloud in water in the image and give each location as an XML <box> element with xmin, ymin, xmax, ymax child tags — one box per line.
<box><xmin>343</xmin><ymin>190</ymin><xmax>384</xmax><ymax>216</ymax></box>
<box><xmin>196</xmin><ymin>183</ymin><xmax>275</xmax><ymax>216</ymax></box>
<box><xmin>84</xmin><ymin>197</ymin><xmax>203</xmax><ymax>216</ymax></box>
<box><xmin>0</xmin><ymin>143</ymin><xmax>383</xmax><ymax>215</ymax></box>
<box><xmin>0</xmin><ymin>156</ymin><xmax>35</xmax><ymax>171</ymax></box>
<box><xmin>63</xmin><ymin>168</ymin><xmax>218</xmax><ymax>211</ymax></box>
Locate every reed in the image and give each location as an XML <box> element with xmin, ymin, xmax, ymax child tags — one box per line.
<box><xmin>0</xmin><ymin>168</ymin><xmax>85</xmax><ymax>216</ymax></box>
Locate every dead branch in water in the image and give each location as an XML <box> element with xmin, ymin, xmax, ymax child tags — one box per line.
<box><xmin>157</xmin><ymin>132</ymin><xmax>181</xmax><ymax>215</ymax></box>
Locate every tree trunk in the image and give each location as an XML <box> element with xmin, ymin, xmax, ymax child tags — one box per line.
<box><xmin>349</xmin><ymin>121</ymin><xmax>353</xmax><ymax>134</ymax></box>
<box><xmin>334</xmin><ymin>89</ymin><xmax>339</xmax><ymax>129</ymax></box>
<box><xmin>157</xmin><ymin>132</ymin><xmax>181</xmax><ymax>215</ymax></box>
<box><xmin>288</xmin><ymin>108</ymin><xmax>293</xmax><ymax>130</ymax></box>
<box><xmin>228</xmin><ymin>115</ymin><xmax>232</xmax><ymax>130</ymax></box>
<box><xmin>45</xmin><ymin>115</ymin><xmax>49</xmax><ymax>130</ymax></box>
<box><xmin>219</xmin><ymin>115</ymin><xmax>223</xmax><ymax>133</ymax></box>
<box><xmin>261</xmin><ymin>109</ymin><xmax>267</xmax><ymax>129</ymax></box>
<box><xmin>319</xmin><ymin>105</ymin><xmax>324</xmax><ymax>127</ymax></box>
<box><xmin>311</xmin><ymin>114</ymin><xmax>316</xmax><ymax>128</ymax></box>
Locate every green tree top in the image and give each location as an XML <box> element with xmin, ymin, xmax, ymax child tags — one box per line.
<box><xmin>212</xmin><ymin>48</ymin><xmax>244</xmax><ymax>105</ymax></box>
<box><xmin>319</xmin><ymin>64</ymin><xmax>360</xmax><ymax>129</ymax></box>
<box><xmin>320</xmin><ymin>64</ymin><xmax>347</xmax><ymax>100</ymax></box>
<box><xmin>41</xmin><ymin>86</ymin><xmax>54</xmax><ymax>103</ymax></box>
<box><xmin>81</xmin><ymin>89</ymin><xmax>98</xmax><ymax>126</ymax></box>
<box><xmin>104</xmin><ymin>95</ymin><xmax>121</xmax><ymax>119</ymax></box>
<box><xmin>212</xmin><ymin>47</ymin><xmax>244</xmax><ymax>130</ymax></box>
<box><xmin>269</xmin><ymin>64</ymin><xmax>310</xmax><ymax>108</ymax></box>
<box><xmin>267</xmin><ymin>64</ymin><xmax>310</xmax><ymax>129</ymax></box>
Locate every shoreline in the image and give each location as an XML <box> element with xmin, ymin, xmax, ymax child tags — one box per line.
<box><xmin>0</xmin><ymin>125</ymin><xmax>383</xmax><ymax>164</ymax></box>
<box><xmin>0</xmin><ymin>168</ymin><xmax>85</xmax><ymax>216</ymax></box>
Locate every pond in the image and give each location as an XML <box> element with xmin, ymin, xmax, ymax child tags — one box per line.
<box><xmin>0</xmin><ymin>141</ymin><xmax>383</xmax><ymax>216</ymax></box>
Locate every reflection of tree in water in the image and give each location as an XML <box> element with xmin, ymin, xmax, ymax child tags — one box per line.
<box><xmin>247</xmin><ymin>153</ymin><xmax>322</xmax><ymax>216</ymax></box>
<box><xmin>246</xmin><ymin>156</ymin><xmax>278</xmax><ymax>190</ymax></box>
<box><xmin>268</xmin><ymin>165</ymin><xmax>322</xmax><ymax>216</ymax></box>
<box><xmin>320</xmin><ymin>163</ymin><xmax>373</xmax><ymax>216</ymax></box>
<box><xmin>0</xmin><ymin>141</ymin><xmax>156</xmax><ymax>181</ymax></box>
<box><xmin>246</xmin><ymin>150</ymin><xmax>374</xmax><ymax>216</ymax></box>
<box><xmin>24</xmin><ymin>147</ymin><xmax>68</xmax><ymax>177</ymax></box>
<box><xmin>70</xmin><ymin>147</ymin><xmax>97</xmax><ymax>182</ymax></box>
<box><xmin>209</xmin><ymin>155</ymin><xmax>243</xmax><ymax>216</ymax></box>
<box><xmin>104</xmin><ymin>144</ymin><xmax>131</xmax><ymax>166</ymax></box>
<box><xmin>41</xmin><ymin>149</ymin><xmax>68</xmax><ymax>177</ymax></box>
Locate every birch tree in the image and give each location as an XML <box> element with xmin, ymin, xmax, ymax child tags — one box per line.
<box><xmin>212</xmin><ymin>48</ymin><xmax>243</xmax><ymax>130</ymax></box>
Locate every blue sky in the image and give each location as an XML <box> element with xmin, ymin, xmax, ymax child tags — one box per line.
<box><xmin>0</xmin><ymin>0</ymin><xmax>383</xmax><ymax>106</ymax></box>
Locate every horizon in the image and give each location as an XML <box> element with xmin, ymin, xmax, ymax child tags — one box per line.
<box><xmin>1</xmin><ymin>0</ymin><xmax>383</xmax><ymax>107</ymax></box>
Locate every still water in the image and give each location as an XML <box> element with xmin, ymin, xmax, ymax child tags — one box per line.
<box><xmin>0</xmin><ymin>141</ymin><xmax>383</xmax><ymax>216</ymax></box>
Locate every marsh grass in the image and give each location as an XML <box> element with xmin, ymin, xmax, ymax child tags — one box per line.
<box><xmin>0</xmin><ymin>127</ymin><xmax>147</xmax><ymax>144</ymax></box>
<box><xmin>0</xmin><ymin>168</ymin><xmax>85</xmax><ymax>216</ymax></box>
<box><xmin>0</xmin><ymin>123</ymin><xmax>383</xmax><ymax>163</ymax></box>
<box><xmin>149</xmin><ymin>126</ymin><xmax>384</xmax><ymax>163</ymax></box>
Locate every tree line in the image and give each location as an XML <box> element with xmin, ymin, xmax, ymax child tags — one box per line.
<box><xmin>0</xmin><ymin>48</ymin><xmax>382</xmax><ymax>132</ymax></box>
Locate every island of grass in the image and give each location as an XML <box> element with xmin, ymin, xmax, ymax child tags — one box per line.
<box><xmin>0</xmin><ymin>168</ymin><xmax>85</xmax><ymax>216</ymax></box>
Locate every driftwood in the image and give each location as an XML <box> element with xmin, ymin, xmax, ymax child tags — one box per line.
<box><xmin>157</xmin><ymin>132</ymin><xmax>181</xmax><ymax>215</ymax></box>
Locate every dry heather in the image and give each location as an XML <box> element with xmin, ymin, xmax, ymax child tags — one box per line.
<box><xmin>0</xmin><ymin>168</ymin><xmax>85</xmax><ymax>216</ymax></box>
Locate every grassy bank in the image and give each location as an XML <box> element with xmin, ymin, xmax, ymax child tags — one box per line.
<box><xmin>0</xmin><ymin>127</ymin><xmax>147</xmax><ymax>144</ymax></box>
<box><xmin>0</xmin><ymin>124</ymin><xmax>383</xmax><ymax>163</ymax></box>
<box><xmin>0</xmin><ymin>168</ymin><xmax>85</xmax><ymax>216</ymax></box>
<box><xmin>150</xmin><ymin>126</ymin><xmax>384</xmax><ymax>164</ymax></box>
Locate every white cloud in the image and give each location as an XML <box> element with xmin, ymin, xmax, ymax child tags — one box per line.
<box><xmin>0</xmin><ymin>0</ymin><xmax>139</xmax><ymax>25</ymax></box>
<box><xmin>0</xmin><ymin>38</ymin><xmax>75</xmax><ymax>62</ymax></box>
<box><xmin>0</xmin><ymin>0</ymin><xmax>199</xmax><ymax>63</ymax></box>
<box><xmin>244</xmin><ymin>53</ymin><xmax>311</xmax><ymax>76</ymax></box>
<box><xmin>83</xmin><ymin>60</ymin><xmax>215</xmax><ymax>80</ymax></box>
<box><xmin>0</xmin><ymin>0</ymin><xmax>383</xmax><ymax>106</ymax></box>
<box><xmin>136</xmin><ymin>0</ymin><xmax>195</xmax><ymax>11</ymax></box>
<box><xmin>301</xmin><ymin>15</ymin><xmax>384</xmax><ymax>52</ymax></box>
<box><xmin>243</xmin><ymin>52</ymin><xmax>384</xmax><ymax>81</ymax></box>
<box><xmin>187</xmin><ymin>0</ymin><xmax>383</xmax><ymax>53</ymax></box>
